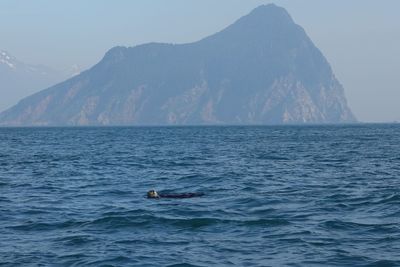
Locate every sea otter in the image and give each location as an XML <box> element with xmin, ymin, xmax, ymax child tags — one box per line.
<box><xmin>147</xmin><ymin>190</ymin><xmax>204</xmax><ymax>199</ymax></box>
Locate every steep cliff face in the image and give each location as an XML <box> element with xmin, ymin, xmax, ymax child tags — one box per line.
<box><xmin>0</xmin><ymin>4</ymin><xmax>356</xmax><ymax>126</ymax></box>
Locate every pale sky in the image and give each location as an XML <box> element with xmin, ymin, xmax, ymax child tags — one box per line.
<box><xmin>1</xmin><ymin>0</ymin><xmax>399</xmax><ymax>122</ymax></box>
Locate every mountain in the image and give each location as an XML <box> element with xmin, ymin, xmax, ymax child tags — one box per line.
<box><xmin>61</xmin><ymin>64</ymin><xmax>83</xmax><ymax>79</ymax></box>
<box><xmin>0</xmin><ymin>50</ymin><xmax>65</xmax><ymax>113</ymax></box>
<box><xmin>0</xmin><ymin>4</ymin><xmax>356</xmax><ymax>126</ymax></box>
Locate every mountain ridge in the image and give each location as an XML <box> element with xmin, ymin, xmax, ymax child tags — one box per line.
<box><xmin>0</xmin><ymin>4</ymin><xmax>356</xmax><ymax>126</ymax></box>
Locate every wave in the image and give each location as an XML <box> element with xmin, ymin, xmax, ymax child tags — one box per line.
<box><xmin>79</xmin><ymin>212</ymin><xmax>291</xmax><ymax>230</ymax></box>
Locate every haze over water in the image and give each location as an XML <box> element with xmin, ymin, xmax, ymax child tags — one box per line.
<box><xmin>1</xmin><ymin>125</ymin><xmax>399</xmax><ymax>266</ymax></box>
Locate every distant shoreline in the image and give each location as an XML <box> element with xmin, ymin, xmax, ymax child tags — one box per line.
<box><xmin>1</xmin><ymin>122</ymin><xmax>399</xmax><ymax>129</ymax></box>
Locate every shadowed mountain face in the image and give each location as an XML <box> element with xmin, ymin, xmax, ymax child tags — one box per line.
<box><xmin>0</xmin><ymin>4</ymin><xmax>356</xmax><ymax>126</ymax></box>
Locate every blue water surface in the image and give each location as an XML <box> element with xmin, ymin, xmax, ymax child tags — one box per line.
<box><xmin>0</xmin><ymin>125</ymin><xmax>399</xmax><ymax>266</ymax></box>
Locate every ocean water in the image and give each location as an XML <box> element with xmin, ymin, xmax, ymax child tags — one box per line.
<box><xmin>0</xmin><ymin>125</ymin><xmax>399</xmax><ymax>266</ymax></box>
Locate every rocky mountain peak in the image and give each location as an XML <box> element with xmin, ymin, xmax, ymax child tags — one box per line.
<box><xmin>243</xmin><ymin>4</ymin><xmax>293</xmax><ymax>24</ymax></box>
<box><xmin>0</xmin><ymin>5</ymin><xmax>356</xmax><ymax>126</ymax></box>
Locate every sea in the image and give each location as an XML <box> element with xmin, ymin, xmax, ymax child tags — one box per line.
<box><xmin>0</xmin><ymin>125</ymin><xmax>399</xmax><ymax>266</ymax></box>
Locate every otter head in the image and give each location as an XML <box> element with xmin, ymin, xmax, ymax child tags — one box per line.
<box><xmin>147</xmin><ymin>190</ymin><xmax>159</xmax><ymax>198</ymax></box>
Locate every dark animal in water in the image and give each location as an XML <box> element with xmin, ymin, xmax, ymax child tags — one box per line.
<box><xmin>147</xmin><ymin>190</ymin><xmax>204</xmax><ymax>199</ymax></box>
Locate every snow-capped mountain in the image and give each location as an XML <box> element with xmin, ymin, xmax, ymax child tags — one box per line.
<box><xmin>0</xmin><ymin>50</ymin><xmax>24</xmax><ymax>71</ymax></box>
<box><xmin>0</xmin><ymin>50</ymin><xmax>17</xmax><ymax>69</ymax></box>
<box><xmin>0</xmin><ymin>50</ymin><xmax>65</xmax><ymax>112</ymax></box>
<box><xmin>65</xmin><ymin>64</ymin><xmax>83</xmax><ymax>78</ymax></box>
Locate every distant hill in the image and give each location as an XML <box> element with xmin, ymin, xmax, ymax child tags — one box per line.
<box><xmin>0</xmin><ymin>4</ymin><xmax>356</xmax><ymax>126</ymax></box>
<box><xmin>0</xmin><ymin>50</ymin><xmax>66</xmax><ymax>113</ymax></box>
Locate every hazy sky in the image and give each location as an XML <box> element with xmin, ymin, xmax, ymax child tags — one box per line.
<box><xmin>1</xmin><ymin>0</ymin><xmax>399</xmax><ymax>122</ymax></box>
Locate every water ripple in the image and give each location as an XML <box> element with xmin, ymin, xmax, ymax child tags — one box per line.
<box><xmin>0</xmin><ymin>125</ymin><xmax>400</xmax><ymax>266</ymax></box>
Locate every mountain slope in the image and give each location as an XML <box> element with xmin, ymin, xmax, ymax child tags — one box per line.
<box><xmin>0</xmin><ymin>50</ymin><xmax>65</xmax><ymax>113</ymax></box>
<box><xmin>0</xmin><ymin>4</ymin><xmax>356</xmax><ymax>126</ymax></box>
